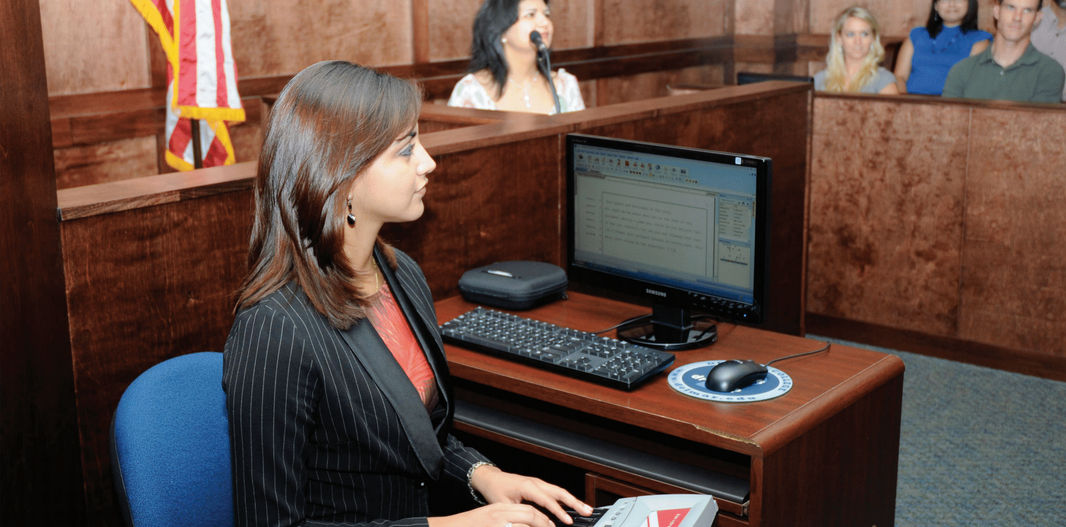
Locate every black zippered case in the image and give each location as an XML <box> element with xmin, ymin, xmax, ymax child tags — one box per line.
<box><xmin>457</xmin><ymin>261</ymin><xmax>567</xmax><ymax>310</ymax></box>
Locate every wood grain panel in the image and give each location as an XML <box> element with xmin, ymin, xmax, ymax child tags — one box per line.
<box><xmin>775</xmin><ymin>0</ymin><xmax>812</xmax><ymax>35</ymax></box>
<box><xmin>600</xmin><ymin>0</ymin><xmax>729</xmax><ymax>44</ymax></box>
<box><xmin>39</xmin><ymin>0</ymin><xmax>150</xmax><ymax>95</ymax></box>
<box><xmin>61</xmin><ymin>190</ymin><xmax>254</xmax><ymax>526</ymax></box>
<box><xmin>960</xmin><ymin>107</ymin><xmax>1066</xmax><ymax>355</ymax></box>
<box><xmin>736</xmin><ymin>0</ymin><xmax>776</xmax><ymax>36</ymax></box>
<box><xmin>428</xmin><ymin>0</ymin><xmax>481</xmax><ymax>62</ymax></box>
<box><xmin>2</xmin><ymin>0</ymin><xmax>83</xmax><ymax>524</ymax></box>
<box><xmin>594</xmin><ymin>65</ymin><xmax>726</xmax><ymax>106</ymax></box>
<box><xmin>808</xmin><ymin>0</ymin><xmax>929</xmax><ymax>36</ymax></box>
<box><xmin>229</xmin><ymin>0</ymin><xmax>413</xmax><ymax>78</ymax></box>
<box><xmin>758</xmin><ymin>374</ymin><xmax>901</xmax><ymax>527</ymax></box>
<box><xmin>383</xmin><ymin>134</ymin><xmax>563</xmax><ymax>299</ymax></box>
<box><xmin>809</xmin><ymin>96</ymin><xmax>968</xmax><ymax>337</ymax></box>
<box><xmin>54</xmin><ymin>137</ymin><xmax>159</xmax><ymax>189</ymax></box>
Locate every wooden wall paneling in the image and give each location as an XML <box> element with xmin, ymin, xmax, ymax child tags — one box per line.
<box><xmin>776</xmin><ymin>0</ymin><xmax>811</xmax><ymax>35</ymax></box>
<box><xmin>960</xmin><ymin>107</ymin><xmax>1066</xmax><ymax>355</ymax></box>
<box><xmin>60</xmin><ymin>189</ymin><xmax>254</xmax><ymax>526</ymax></box>
<box><xmin>808</xmin><ymin>96</ymin><xmax>969</xmax><ymax>337</ymax></box>
<box><xmin>594</xmin><ymin>64</ymin><xmax>727</xmax><ymax>106</ymax></box>
<box><xmin>147</xmin><ymin>17</ymin><xmax>169</xmax><ymax>89</ymax></box>
<box><xmin>39</xmin><ymin>0</ymin><xmax>150</xmax><ymax>95</ymax></box>
<box><xmin>413</xmin><ymin>0</ymin><xmax>431</xmax><ymax>63</ymax></box>
<box><xmin>427</xmin><ymin>0</ymin><xmax>481</xmax><ymax>62</ymax></box>
<box><xmin>54</xmin><ymin>136</ymin><xmax>159</xmax><ymax>189</ymax></box>
<box><xmin>1</xmin><ymin>0</ymin><xmax>83</xmax><ymax>524</ymax></box>
<box><xmin>228</xmin><ymin>97</ymin><xmax>267</xmax><ymax>165</ymax></box>
<box><xmin>598</xmin><ymin>0</ymin><xmax>730</xmax><ymax>45</ymax></box>
<box><xmin>383</xmin><ymin>132</ymin><xmax>563</xmax><ymax>299</ymax></box>
<box><xmin>736</xmin><ymin>0</ymin><xmax>776</xmax><ymax>35</ymax></box>
<box><xmin>229</xmin><ymin>0</ymin><xmax>414</xmax><ymax>78</ymax></box>
<box><xmin>808</xmin><ymin>0</ymin><xmax>927</xmax><ymax>36</ymax></box>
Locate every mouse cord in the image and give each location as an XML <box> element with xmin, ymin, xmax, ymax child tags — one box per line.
<box><xmin>765</xmin><ymin>341</ymin><xmax>832</xmax><ymax>367</ymax></box>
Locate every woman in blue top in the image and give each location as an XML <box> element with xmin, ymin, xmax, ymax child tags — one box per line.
<box><xmin>894</xmin><ymin>0</ymin><xmax>992</xmax><ymax>95</ymax></box>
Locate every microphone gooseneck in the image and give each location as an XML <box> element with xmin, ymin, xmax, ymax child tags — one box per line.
<box><xmin>528</xmin><ymin>31</ymin><xmax>562</xmax><ymax>114</ymax></box>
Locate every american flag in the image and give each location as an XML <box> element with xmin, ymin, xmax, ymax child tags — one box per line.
<box><xmin>130</xmin><ymin>0</ymin><xmax>245</xmax><ymax>170</ymax></box>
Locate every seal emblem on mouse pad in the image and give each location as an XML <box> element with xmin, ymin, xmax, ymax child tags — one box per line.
<box><xmin>668</xmin><ymin>360</ymin><xmax>793</xmax><ymax>402</ymax></box>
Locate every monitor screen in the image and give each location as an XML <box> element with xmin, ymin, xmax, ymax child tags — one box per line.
<box><xmin>566</xmin><ymin>134</ymin><xmax>771</xmax><ymax>349</ymax></box>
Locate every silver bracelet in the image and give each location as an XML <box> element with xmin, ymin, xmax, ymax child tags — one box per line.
<box><xmin>466</xmin><ymin>461</ymin><xmax>496</xmax><ymax>504</ymax></box>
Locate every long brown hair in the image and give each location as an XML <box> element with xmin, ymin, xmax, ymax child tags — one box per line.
<box><xmin>235</xmin><ymin>61</ymin><xmax>420</xmax><ymax>329</ymax></box>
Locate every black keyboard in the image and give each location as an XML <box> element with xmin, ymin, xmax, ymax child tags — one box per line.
<box><xmin>439</xmin><ymin>307</ymin><xmax>675</xmax><ymax>390</ymax></box>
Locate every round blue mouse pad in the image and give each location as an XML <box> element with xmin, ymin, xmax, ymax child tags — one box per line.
<box><xmin>668</xmin><ymin>360</ymin><xmax>793</xmax><ymax>403</ymax></box>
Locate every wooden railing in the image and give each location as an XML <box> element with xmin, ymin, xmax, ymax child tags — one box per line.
<box><xmin>807</xmin><ymin>93</ymin><xmax>1066</xmax><ymax>380</ymax></box>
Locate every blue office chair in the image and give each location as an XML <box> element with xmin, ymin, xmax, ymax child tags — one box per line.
<box><xmin>111</xmin><ymin>351</ymin><xmax>233</xmax><ymax>527</ymax></box>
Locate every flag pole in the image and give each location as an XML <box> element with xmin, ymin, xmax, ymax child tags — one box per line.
<box><xmin>190</xmin><ymin>119</ymin><xmax>203</xmax><ymax>169</ymax></box>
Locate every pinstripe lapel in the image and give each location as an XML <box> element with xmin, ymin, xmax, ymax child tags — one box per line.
<box><xmin>337</xmin><ymin>301</ymin><xmax>445</xmax><ymax>478</ymax></box>
<box><xmin>375</xmin><ymin>248</ymin><xmax>454</xmax><ymax>438</ymax></box>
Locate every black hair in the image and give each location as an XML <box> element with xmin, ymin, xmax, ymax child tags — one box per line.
<box><xmin>467</xmin><ymin>0</ymin><xmax>550</xmax><ymax>99</ymax></box>
<box><xmin>926</xmin><ymin>0</ymin><xmax>981</xmax><ymax>39</ymax></box>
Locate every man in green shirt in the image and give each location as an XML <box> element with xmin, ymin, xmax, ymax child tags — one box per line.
<box><xmin>943</xmin><ymin>0</ymin><xmax>1065</xmax><ymax>102</ymax></box>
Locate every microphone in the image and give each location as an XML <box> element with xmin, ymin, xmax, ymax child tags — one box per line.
<box><xmin>529</xmin><ymin>30</ymin><xmax>549</xmax><ymax>55</ymax></box>
<box><xmin>529</xmin><ymin>30</ymin><xmax>562</xmax><ymax>114</ymax></box>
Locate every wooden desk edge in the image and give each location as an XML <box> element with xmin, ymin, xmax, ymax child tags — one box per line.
<box><xmin>437</xmin><ymin>293</ymin><xmax>904</xmax><ymax>459</ymax></box>
<box><xmin>750</xmin><ymin>353</ymin><xmax>905</xmax><ymax>454</ymax></box>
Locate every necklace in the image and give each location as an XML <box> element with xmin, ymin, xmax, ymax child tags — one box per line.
<box><xmin>362</xmin><ymin>262</ymin><xmax>382</xmax><ymax>293</ymax></box>
<box><xmin>508</xmin><ymin>75</ymin><xmax>539</xmax><ymax>109</ymax></box>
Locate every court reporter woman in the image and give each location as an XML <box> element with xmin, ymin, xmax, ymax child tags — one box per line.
<box><xmin>447</xmin><ymin>0</ymin><xmax>585</xmax><ymax>113</ymax></box>
<box><xmin>814</xmin><ymin>6</ymin><xmax>900</xmax><ymax>94</ymax></box>
<box><xmin>223</xmin><ymin>61</ymin><xmax>591</xmax><ymax>527</ymax></box>
<box><xmin>893</xmin><ymin>0</ymin><xmax>991</xmax><ymax>94</ymax></box>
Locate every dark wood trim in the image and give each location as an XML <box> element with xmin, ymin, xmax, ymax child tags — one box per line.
<box><xmin>807</xmin><ymin>313</ymin><xmax>1066</xmax><ymax>382</ymax></box>
<box><xmin>1</xmin><ymin>0</ymin><xmax>83</xmax><ymax>524</ymax></box>
<box><xmin>411</xmin><ymin>0</ymin><xmax>429</xmax><ymax>64</ymax></box>
<box><xmin>147</xmin><ymin>21</ymin><xmax>168</xmax><ymax>89</ymax></box>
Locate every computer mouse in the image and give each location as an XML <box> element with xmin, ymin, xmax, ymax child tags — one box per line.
<box><xmin>705</xmin><ymin>359</ymin><xmax>768</xmax><ymax>392</ymax></box>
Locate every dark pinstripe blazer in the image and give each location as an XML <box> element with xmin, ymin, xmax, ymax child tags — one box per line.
<box><xmin>223</xmin><ymin>247</ymin><xmax>488</xmax><ymax>527</ymax></box>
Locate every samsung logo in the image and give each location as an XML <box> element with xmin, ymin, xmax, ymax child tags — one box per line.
<box><xmin>646</xmin><ymin>288</ymin><xmax>667</xmax><ymax>298</ymax></box>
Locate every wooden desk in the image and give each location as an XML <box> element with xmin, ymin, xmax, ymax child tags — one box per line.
<box><xmin>436</xmin><ymin>292</ymin><xmax>904</xmax><ymax>527</ymax></box>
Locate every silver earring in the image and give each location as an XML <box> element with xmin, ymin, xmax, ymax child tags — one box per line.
<box><xmin>501</xmin><ymin>37</ymin><xmax>508</xmax><ymax>44</ymax></box>
<box><xmin>346</xmin><ymin>198</ymin><xmax>356</xmax><ymax>226</ymax></box>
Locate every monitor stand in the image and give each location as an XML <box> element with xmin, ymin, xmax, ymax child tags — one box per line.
<box><xmin>615</xmin><ymin>304</ymin><xmax>717</xmax><ymax>351</ymax></box>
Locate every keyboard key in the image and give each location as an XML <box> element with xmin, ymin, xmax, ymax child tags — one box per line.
<box><xmin>440</xmin><ymin>307</ymin><xmax>674</xmax><ymax>390</ymax></box>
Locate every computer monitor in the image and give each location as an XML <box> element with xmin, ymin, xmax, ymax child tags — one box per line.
<box><xmin>566</xmin><ymin>134</ymin><xmax>771</xmax><ymax>350</ymax></box>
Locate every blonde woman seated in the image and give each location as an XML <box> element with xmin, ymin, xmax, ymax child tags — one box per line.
<box><xmin>814</xmin><ymin>6</ymin><xmax>900</xmax><ymax>94</ymax></box>
<box><xmin>448</xmin><ymin>0</ymin><xmax>585</xmax><ymax>114</ymax></box>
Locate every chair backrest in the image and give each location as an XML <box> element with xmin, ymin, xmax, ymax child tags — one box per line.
<box><xmin>111</xmin><ymin>351</ymin><xmax>233</xmax><ymax>527</ymax></box>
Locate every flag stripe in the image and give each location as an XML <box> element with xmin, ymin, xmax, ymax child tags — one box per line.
<box><xmin>131</xmin><ymin>0</ymin><xmax>243</xmax><ymax>171</ymax></box>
